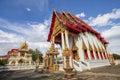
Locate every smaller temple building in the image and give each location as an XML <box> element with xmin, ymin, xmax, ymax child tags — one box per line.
<box><xmin>8</xmin><ymin>41</ymin><xmax>32</xmax><ymax>66</ymax></box>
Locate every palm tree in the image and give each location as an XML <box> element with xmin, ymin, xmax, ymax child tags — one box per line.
<box><xmin>29</xmin><ymin>48</ymin><xmax>43</xmax><ymax>63</ymax></box>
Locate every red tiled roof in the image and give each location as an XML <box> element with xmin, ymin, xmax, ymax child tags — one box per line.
<box><xmin>8</xmin><ymin>51</ymin><xmax>12</xmax><ymax>55</ymax></box>
<box><xmin>47</xmin><ymin>11</ymin><xmax>108</xmax><ymax>44</ymax></box>
<box><xmin>0</xmin><ymin>55</ymin><xmax>8</xmax><ymax>59</ymax></box>
<box><xmin>7</xmin><ymin>49</ymin><xmax>19</xmax><ymax>55</ymax></box>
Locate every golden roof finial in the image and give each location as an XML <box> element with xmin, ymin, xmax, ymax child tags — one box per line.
<box><xmin>20</xmin><ymin>41</ymin><xmax>28</xmax><ymax>50</ymax></box>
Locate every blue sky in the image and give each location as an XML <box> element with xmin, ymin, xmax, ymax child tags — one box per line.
<box><xmin>0</xmin><ymin>0</ymin><xmax>120</xmax><ymax>55</ymax></box>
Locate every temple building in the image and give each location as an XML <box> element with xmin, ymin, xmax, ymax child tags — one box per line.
<box><xmin>8</xmin><ymin>41</ymin><xmax>32</xmax><ymax>66</ymax></box>
<box><xmin>46</xmin><ymin>10</ymin><xmax>110</xmax><ymax>71</ymax></box>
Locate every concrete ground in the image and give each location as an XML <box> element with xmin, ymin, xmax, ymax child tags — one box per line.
<box><xmin>0</xmin><ymin>64</ymin><xmax>120</xmax><ymax>80</ymax></box>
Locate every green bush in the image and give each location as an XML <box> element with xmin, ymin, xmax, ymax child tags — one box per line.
<box><xmin>0</xmin><ymin>59</ymin><xmax>7</xmax><ymax>66</ymax></box>
<box><xmin>113</xmin><ymin>53</ymin><xmax>120</xmax><ymax>60</ymax></box>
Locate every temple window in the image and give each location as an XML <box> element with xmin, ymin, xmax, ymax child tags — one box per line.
<box><xmin>100</xmin><ymin>52</ymin><xmax>103</xmax><ymax>59</ymax></box>
<box><xmin>84</xmin><ymin>49</ymin><xmax>88</xmax><ymax>60</ymax></box>
<box><xmin>90</xmin><ymin>50</ymin><xmax>94</xmax><ymax>59</ymax></box>
<box><xmin>96</xmin><ymin>51</ymin><xmax>99</xmax><ymax>59</ymax></box>
<box><xmin>20</xmin><ymin>52</ymin><xmax>25</xmax><ymax>57</ymax></box>
<box><xmin>103</xmin><ymin>52</ymin><xmax>106</xmax><ymax>59</ymax></box>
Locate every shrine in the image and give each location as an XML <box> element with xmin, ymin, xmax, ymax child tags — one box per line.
<box><xmin>43</xmin><ymin>43</ymin><xmax>59</xmax><ymax>72</ymax></box>
<box><xmin>44</xmin><ymin>10</ymin><xmax>110</xmax><ymax>72</ymax></box>
<box><xmin>8</xmin><ymin>41</ymin><xmax>32</xmax><ymax>66</ymax></box>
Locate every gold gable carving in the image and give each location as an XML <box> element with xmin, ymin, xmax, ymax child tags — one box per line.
<box><xmin>53</xmin><ymin>19</ymin><xmax>62</xmax><ymax>36</ymax></box>
<box><xmin>94</xmin><ymin>44</ymin><xmax>98</xmax><ymax>51</ymax></box>
<box><xmin>101</xmin><ymin>47</ymin><xmax>105</xmax><ymax>53</ymax></box>
<box><xmin>98</xmin><ymin>46</ymin><xmax>102</xmax><ymax>52</ymax></box>
<box><xmin>50</xmin><ymin>18</ymin><xmax>65</xmax><ymax>42</ymax></box>
<box><xmin>82</xmin><ymin>41</ymin><xmax>87</xmax><ymax>49</ymax></box>
<box><xmin>88</xmin><ymin>43</ymin><xmax>92</xmax><ymax>50</ymax></box>
<box><xmin>72</xmin><ymin>43</ymin><xmax>78</xmax><ymax>51</ymax></box>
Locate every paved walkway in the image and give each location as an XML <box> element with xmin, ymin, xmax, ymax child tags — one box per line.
<box><xmin>0</xmin><ymin>64</ymin><xmax>120</xmax><ymax>80</ymax></box>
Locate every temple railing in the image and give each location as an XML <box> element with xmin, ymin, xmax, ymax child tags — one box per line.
<box><xmin>73</xmin><ymin>59</ymin><xmax>82</xmax><ymax>71</ymax></box>
<box><xmin>80</xmin><ymin>60</ymin><xmax>90</xmax><ymax>70</ymax></box>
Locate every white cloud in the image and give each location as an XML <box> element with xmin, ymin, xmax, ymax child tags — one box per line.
<box><xmin>88</xmin><ymin>8</ymin><xmax>120</xmax><ymax>27</ymax></box>
<box><xmin>102</xmin><ymin>26</ymin><xmax>120</xmax><ymax>39</ymax></box>
<box><xmin>0</xmin><ymin>17</ymin><xmax>51</xmax><ymax>55</ymax></box>
<box><xmin>0</xmin><ymin>18</ymin><xmax>50</xmax><ymax>42</ymax></box>
<box><xmin>26</xmin><ymin>8</ymin><xmax>31</xmax><ymax>11</ymax></box>
<box><xmin>76</xmin><ymin>12</ymin><xmax>85</xmax><ymax>18</ymax></box>
<box><xmin>28</xmin><ymin>42</ymin><xmax>51</xmax><ymax>55</ymax></box>
<box><xmin>0</xmin><ymin>30</ymin><xmax>24</xmax><ymax>43</ymax></box>
<box><xmin>102</xmin><ymin>25</ymin><xmax>120</xmax><ymax>54</ymax></box>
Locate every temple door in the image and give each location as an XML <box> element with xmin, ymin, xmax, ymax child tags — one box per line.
<box><xmin>84</xmin><ymin>49</ymin><xmax>88</xmax><ymax>60</ymax></box>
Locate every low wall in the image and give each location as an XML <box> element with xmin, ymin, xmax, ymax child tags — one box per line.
<box><xmin>115</xmin><ymin>60</ymin><xmax>120</xmax><ymax>65</ymax></box>
<box><xmin>0</xmin><ymin>64</ymin><xmax>43</xmax><ymax>71</ymax></box>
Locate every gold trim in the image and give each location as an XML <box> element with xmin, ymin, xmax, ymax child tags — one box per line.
<box><xmin>93</xmin><ymin>44</ymin><xmax>98</xmax><ymax>52</ymax></box>
<box><xmin>46</xmin><ymin>43</ymin><xmax>59</xmax><ymax>55</ymax></box>
<box><xmin>101</xmin><ymin>47</ymin><xmax>105</xmax><ymax>53</ymax></box>
<box><xmin>88</xmin><ymin>43</ymin><xmax>92</xmax><ymax>50</ymax></box>
<box><xmin>50</xmin><ymin>18</ymin><xmax>65</xmax><ymax>42</ymax></box>
<box><xmin>72</xmin><ymin>43</ymin><xmax>78</xmax><ymax>51</ymax></box>
<box><xmin>98</xmin><ymin>46</ymin><xmax>102</xmax><ymax>52</ymax></box>
<box><xmin>82</xmin><ymin>41</ymin><xmax>87</xmax><ymax>49</ymax></box>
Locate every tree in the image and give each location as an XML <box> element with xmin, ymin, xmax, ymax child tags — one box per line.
<box><xmin>112</xmin><ymin>53</ymin><xmax>120</xmax><ymax>60</ymax></box>
<box><xmin>29</xmin><ymin>49</ymin><xmax>43</xmax><ymax>63</ymax></box>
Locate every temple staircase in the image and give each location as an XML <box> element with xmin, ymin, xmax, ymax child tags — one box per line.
<box><xmin>73</xmin><ymin>59</ymin><xmax>110</xmax><ymax>71</ymax></box>
<box><xmin>73</xmin><ymin>60</ymin><xmax>90</xmax><ymax>71</ymax></box>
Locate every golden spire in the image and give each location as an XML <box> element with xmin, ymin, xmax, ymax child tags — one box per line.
<box><xmin>20</xmin><ymin>41</ymin><xmax>28</xmax><ymax>50</ymax></box>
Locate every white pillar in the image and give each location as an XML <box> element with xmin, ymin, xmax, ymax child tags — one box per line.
<box><xmin>98</xmin><ymin>52</ymin><xmax>101</xmax><ymax>60</ymax></box>
<box><xmin>93</xmin><ymin>51</ymin><xmax>97</xmax><ymax>60</ymax></box>
<box><xmin>87</xmin><ymin>50</ymin><xmax>91</xmax><ymax>60</ymax></box>
<box><xmin>61</xmin><ymin>32</ymin><xmax>65</xmax><ymax>50</ymax></box>
<box><xmin>65</xmin><ymin>30</ymin><xmax>69</xmax><ymax>48</ymax></box>
<box><xmin>102</xmin><ymin>52</ymin><xmax>105</xmax><ymax>59</ymax></box>
<box><xmin>78</xmin><ymin>36</ymin><xmax>84</xmax><ymax>61</ymax></box>
<box><xmin>105</xmin><ymin>49</ymin><xmax>108</xmax><ymax>59</ymax></box>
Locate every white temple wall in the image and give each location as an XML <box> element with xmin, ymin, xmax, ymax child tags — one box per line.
<box><xmin>85</xmin><ymin>32</ymin><xmax>96</xmax><ymax>60</ymax></box>
<box><xmin>64</xmin><ymin>30</ymin><xmax>108</xmax><ymax>62</ymax></box>
<box><xmin>94</xmin><ymin>35</ymin><xmax>102</xmax><ymax>59</ymax></box>
<box><xmin>85</xmin><ymin>32</ymin><xmax>94</xmax><ymax>49</ymax></box>
<box><xmin>82</xmin><ymin>32</ymin><xmax>92</xmax><ymax>60</ymax></box>
<box><xmin>89</xmin><ymin>33</ymin><xmax>99</xmax><ymax>60</ymax></box>
<box><xmin>80</xmin><ymin>33</ymin><xmax>89</xmax><ymax>49</ymax></box>
<box><xmin>75</xmin><ymin>36</ymin><xmax>83</xmax><ymax>61</ymax></box>
<box><xmin>68</xmin><ymin>34</ymin><xmax>73</xmax><ymax>50</ymax></box>
<box><xmin>91</xmin><ymin>35</ymin><xmax>99</xmax><ymax>51</ymax></box>
<box><xmin>77</xmin><ymin>35</ymin><xmax>85</xmax><ymax>61</ymax></box>
<box><xmin>88</xmin><ymin>33</ymin><xmax>97</xmax><ymax>60</ymax></box>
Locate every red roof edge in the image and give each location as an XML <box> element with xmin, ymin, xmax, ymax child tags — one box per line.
<box><xmin>47</xmin><ymin>11</ymin><xmax>56</xmax><ymax>42</ymax></box>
